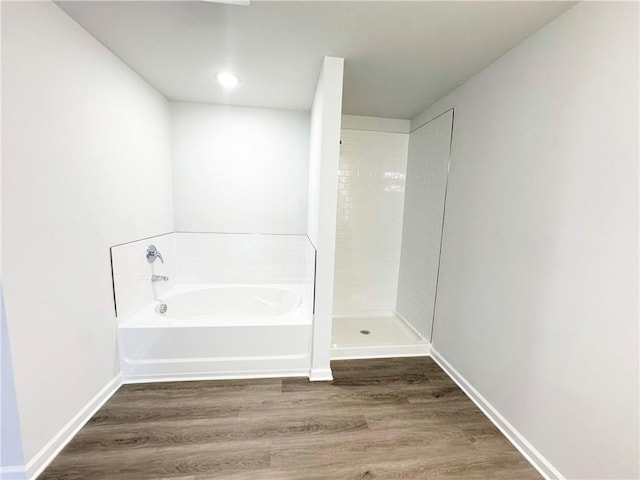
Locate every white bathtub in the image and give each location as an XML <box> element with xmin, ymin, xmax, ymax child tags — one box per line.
<box><xmin>164</xmin><ymin>286</ymin><xmax>301</xmax><ymax>322</ymax></box>
<box><xmin>118</xmin><ymin>284</ymin><xmax>313</xmax><ymax>381</ymax></box>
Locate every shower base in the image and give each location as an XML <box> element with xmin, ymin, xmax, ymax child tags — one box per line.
<box><xmin>331</xmin><ymin>313</ymin><xmax>430</xmax><ymax>359</ymax></box>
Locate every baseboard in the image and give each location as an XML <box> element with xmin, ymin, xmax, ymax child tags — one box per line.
<box><xmin>309</xmin><ymin>367</ymin><xmax>333</xmax><ymax>381</ymax></box>
<box><xmin>123</xmin><ymin>369</ymin><xmax>309</xmax><ymax>384</ymax></box>
<box><xmin>430</xmin><ymin>348</ymin><xmax>565</xmax><ymax>480</ymax></box>
<box><xmin>21</xmin><ymin>374</ymin><xmax>123</xmax><ymax>480</ymax></box>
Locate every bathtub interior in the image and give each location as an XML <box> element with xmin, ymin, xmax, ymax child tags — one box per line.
<box><xmin>111</xmin><ymin>233</ymin><xmax>316</xmax><ymax>380</ymax></box>
<box><xmin>119</xmin><ymin>283</ymin><xmax>312</xmax><ymax>327</ymax></box>
<box><xmin>163</xmin><ymin>285</ymin><xmax>303</xmax><ymax>320</ymax></box>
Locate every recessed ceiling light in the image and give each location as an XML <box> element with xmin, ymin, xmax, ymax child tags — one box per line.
<box><xmin>216</xmin><ymin>72</ymin><xmax>240</xmax><ymax>89</ymax></box>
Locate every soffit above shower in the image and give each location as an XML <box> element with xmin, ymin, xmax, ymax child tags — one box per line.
<box><xmin>55</xmin><ymin>1</ymin><xmax>574</xmax><ymax>119</ymax></box>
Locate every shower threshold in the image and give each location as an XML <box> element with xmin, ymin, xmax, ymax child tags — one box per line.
<box><xmin>331</xmin><ymin>313</ymin><xmax>430</xmax><ymax>360</ymax></box>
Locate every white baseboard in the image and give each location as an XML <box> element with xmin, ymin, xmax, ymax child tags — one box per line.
<box><xmin>20</xmin><ymin>374</ymin><xmax>123</xmax><ymax>480</ymax></box>
<box><xmin>309</xmin><ymin>367</ymin><xmax>333</xmax><ymax>381</ymax></box>
<box><xmin>430</xmin><ymin>348</ymin><xmax>565</xmax><ymax>480</ymax></box>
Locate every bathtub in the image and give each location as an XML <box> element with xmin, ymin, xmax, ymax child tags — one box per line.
<box><xmin>118</xmin><ymin>284</ymin><xmax>313</xmax><ymax>381</ymax></box>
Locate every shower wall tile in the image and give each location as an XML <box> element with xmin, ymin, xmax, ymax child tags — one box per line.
<box><xmin>111</xmin><ymin>233</ymin><xmax>316</xmax><ymax>319</ymax></box>
<box><xmin>396</xmin><ymin>110</ymin><xmax>453</xmax><ymax>339</ymax></box>
<box><xmin>333</xmin><ymin>129</ymin><xmax>409</xmax><ymax>314</ymax></box>
<box><xmin>110</xmin><ymin>233</ymin><xmax>176</xmax><ymax>319</ymax></box>
<box><xmin>175</xmin><ymin>233</ymin><xmax>313</xmax><ymax>285</ymax></box>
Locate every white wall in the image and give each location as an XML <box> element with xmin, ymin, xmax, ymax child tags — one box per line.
<box><xmin>171</xmin><ymin>102</ymin><xmax>310</xmax><ymax>234</ymax></box>
<box><xmin>333</xmin><ymin>125</ymin><xmax>409</xmax><ymax>315</ymax></box>
<box><xmin>417</xmin><ymin>3</ymin><xmax>638</xmax><ymax>478</ymax></box>
<box><xmin>2</xmin><ymin>1</ymin><xmax>174</xmax><ymax>473</ymax></box>
<box><xmin>307</xmin><ymin>57</ymin><xmax>344</xmax><ymax>380</ymax></box>
<box><xmin>396</xmin><ymin>110</ymin><xmax>453</xmax><ymax>339</ymax></box>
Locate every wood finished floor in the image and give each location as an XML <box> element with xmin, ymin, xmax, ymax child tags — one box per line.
<box><xmin>39</xmin><ymin>357</ymin><xmax>540</xmax><ymax>479</ymax></box>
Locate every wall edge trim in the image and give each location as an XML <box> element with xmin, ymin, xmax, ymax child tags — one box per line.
<box><xmin>308</xmin><ymin>368</ymin><xmax>333</xmax><ymax>382</ymax></box>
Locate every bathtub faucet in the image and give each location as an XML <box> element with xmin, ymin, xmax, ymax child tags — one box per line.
<box><xmin>151</xmin><ymin>275</ymin><xmax>169</xmax><ymax>283</ymax></box>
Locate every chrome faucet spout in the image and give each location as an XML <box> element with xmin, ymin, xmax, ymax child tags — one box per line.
<box><xmin>151</xmin><ymin>275</ymin><xmax>169</xmax><ymax>283</ymax></box>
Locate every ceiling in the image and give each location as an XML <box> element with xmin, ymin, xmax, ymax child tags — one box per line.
<box><xmin>57</xmin><ymin>1</ymin><xmax>574</xmax><ymax>119</ymax></box>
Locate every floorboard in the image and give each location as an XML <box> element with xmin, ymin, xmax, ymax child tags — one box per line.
<box><xmin>39</xmin><ymin>357</ymin><xmax>540</xmax><ymax>479</ymax></box>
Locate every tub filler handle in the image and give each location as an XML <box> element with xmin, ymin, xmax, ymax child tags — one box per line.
<box><xmin>146</xmin><ymin>245</ymin><xmax>164</xmax><ymax>264</ymax></box>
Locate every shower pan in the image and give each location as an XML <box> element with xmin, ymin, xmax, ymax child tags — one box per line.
<box><xmin>331</xmin><ymin>314</ymin><xmax>428</xmax><ymax>359</ymax></box>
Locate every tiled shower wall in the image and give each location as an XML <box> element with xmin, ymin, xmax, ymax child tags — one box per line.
<box><xmin>174</xmin><ymin>233</ymin><xmax>314</xmax><ymax>285</ymax></box>
<box><xmin>111</xmin><ymin>233</ymin><xmax>315</xmax><ymax>319</ymax></box>
<box><xmin>333</xmin><ymin>128</ymin><xmax>410</xmax><ymax>314</ymax></box>
<box><xmin>396</xmin><ymin>110</ymin><xmax>454</xmax><ymax>339</ymax></box>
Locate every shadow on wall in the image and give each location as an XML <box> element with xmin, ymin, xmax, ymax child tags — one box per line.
<box><xmin>1</xmin><ymin>283</ymin><xmax>26</xmax><ymax>472</ymax></box>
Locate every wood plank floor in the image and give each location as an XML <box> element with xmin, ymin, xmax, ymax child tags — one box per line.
<box><xmin>39</xmin><ymin>357</ymin><xmax>540</xmax><ymax>479</ymax></box>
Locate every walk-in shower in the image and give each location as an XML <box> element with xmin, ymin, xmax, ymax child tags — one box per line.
<box><xmin>331</xmin><ymin>110</ymin><xmax>454</xmax><ymax>358</ymax></box>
